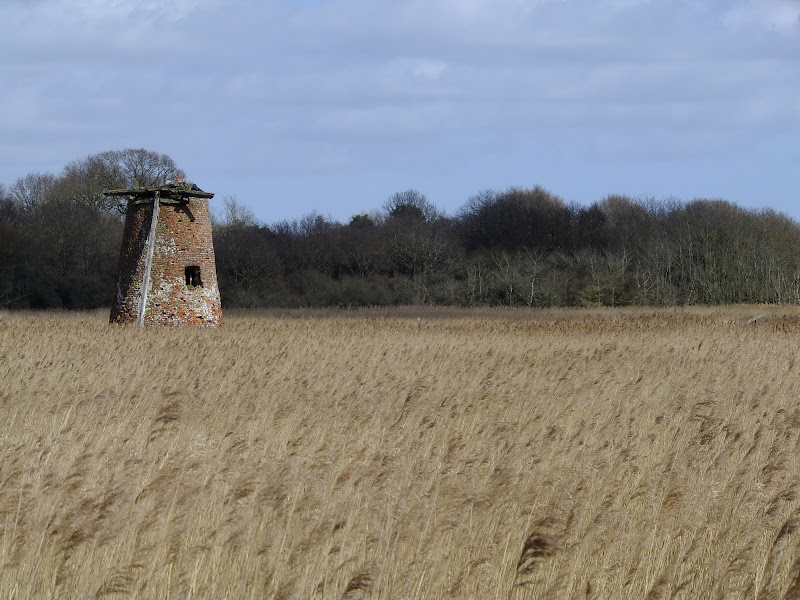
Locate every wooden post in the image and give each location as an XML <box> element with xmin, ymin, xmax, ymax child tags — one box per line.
<box><xmin>137</xmin><ymin>191</ymin><xmax>160</xmax><ymax>327</ymax></box>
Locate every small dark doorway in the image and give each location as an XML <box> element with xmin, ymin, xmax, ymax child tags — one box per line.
<box><xmin>185</xmin><ymin>266</ymin><xmax>203</xmax><ymax>287</ymax></box>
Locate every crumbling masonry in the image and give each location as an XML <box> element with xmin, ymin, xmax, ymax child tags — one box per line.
<box><xmin>107</xmin><ymin>182</ymin><xmax>222</xmax><ymax>326</ymax></box>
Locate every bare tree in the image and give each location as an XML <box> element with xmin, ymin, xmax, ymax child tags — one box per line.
<box><xmin>215</xmin><ymin>195</ymin><xmax>258</xmax><ymax>228</ymax></box>
<box><xmin>61</xmin><ymin>149</ymin><xmax>180</xmax><ymax>213</ymax></box>
<box><xmin>10</xmin><ymin>172</ymin><xmax>58</xmax><ymax>213</ymax></box>
<box><xmin>384</xmin><ymin>189</ymin><xmax>440</xmax><ymax>222</ymax></box>
<box><xmin>60</xmin><ymin>155</ymin><xmax>124</xmax><ymax>212</ymax></box>
<box><xmin>0</xmin><ymin>183</ymin><xmax>15</xmax><ymax>224</ymax></box>
<box><xmin>457</xmin><ymin>186</ymin><xmax>570</xmax><ymax>252</ymax></box>
<box><xmin>117</xmin><ymin>148</ymin><xmax>178</xmax><ymax>188</ymax></box>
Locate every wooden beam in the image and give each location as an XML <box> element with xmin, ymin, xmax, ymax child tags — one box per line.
<box><xmin>137</xmin><ymin>190</ymin><xmax>160</xmax><ymax>327</ymax></box>
<box><xmin>105</xmin><ymin>183</ymin><xmax>214</xmax><ymax>200</ymax></box>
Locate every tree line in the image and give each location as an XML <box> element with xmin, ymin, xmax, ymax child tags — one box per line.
<box><xmin>2</xmin><ymin>149</ymin><xmax>800</xmax><ymax>310</ymax></box>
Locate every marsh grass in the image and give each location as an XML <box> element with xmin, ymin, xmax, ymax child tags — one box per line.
<box><xmin>2</xmin><ymin>306</ymin><xmax>800</xmax><ymax>598</ymax></box>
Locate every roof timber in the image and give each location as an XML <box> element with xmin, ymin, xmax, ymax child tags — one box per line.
<box><xmin>104</xmin><ymin>182</ymin><xmax>214</xmax><ymax>203</ymax></box>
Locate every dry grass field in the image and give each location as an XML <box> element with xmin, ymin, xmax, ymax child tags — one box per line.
<box><xmin>2</xmin><ymin>306</ymin><xmax>800</xmax><ymax>599</ymax></box>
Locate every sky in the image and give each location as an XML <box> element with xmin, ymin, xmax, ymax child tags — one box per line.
<box><xmin>1</xmin><ymin>0</ymin><xmax>798</xmax><ymax>225</ymax></box>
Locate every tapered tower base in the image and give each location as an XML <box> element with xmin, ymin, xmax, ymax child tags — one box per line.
<box><xmin>108</xmin><ymin>183</ymin><xmax>222</xmax><ymax>326</ymax></box>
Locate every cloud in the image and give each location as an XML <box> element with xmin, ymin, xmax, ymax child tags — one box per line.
<box><xmin>1</xmin><ymin>0</ymin><xmax>799</xmax><ymax>221</ymax></box>
<box><xmin>724</xmin><ymin>0</ymin><xmax>800</xmax><ymax>30</ymax></box>
<box><xmin>64</xmin><ymin>0</ymin><xmax>220</xmax><ymax>22</ymax></box>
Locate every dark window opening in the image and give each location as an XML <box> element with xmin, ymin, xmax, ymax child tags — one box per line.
<box><xmin>185</xmin><ymin>266</ymin><xmax>203</xmax><ymax>287</ymax></box>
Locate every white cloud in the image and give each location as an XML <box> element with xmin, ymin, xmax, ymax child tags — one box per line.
<box><xmin>724</xmin><ymin>0</ymin><xmax>800</xmax><ymax>30</ymax></box>
<box><xmin>69</xmin><ymin>0</ymin><xmax>220</xmax><ymax>21</ymax></box>
<box><xmin>410</xmin><ymin>59</ymin><xmax>448</xmax><ymax>81</ymax></box>
<box><xmin>1</xmin><ymin>0</ymin><xmax>799</xmax><ymax>220</ymax></box>
<box><xmin>0</xmin><ymin>0</ymin><xmax>220</xmax><ymax>33</ymax></box>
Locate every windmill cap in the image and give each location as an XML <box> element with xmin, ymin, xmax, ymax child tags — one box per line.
<box><xmin>104</xmin><ymin>181</ymin><xmax>215</xmax><ymax>200</ymax></box>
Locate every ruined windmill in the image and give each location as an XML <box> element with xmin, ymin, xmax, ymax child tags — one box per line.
<box><xmin>105</xmin><ymin>179</ymin><xmax>222</xmax><ymax>326</ymax></box>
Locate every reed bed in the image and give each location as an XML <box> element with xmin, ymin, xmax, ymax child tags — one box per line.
<box><xmin>1</xmin><ymin>306</ymin><xmax>800</xmax><ymax>599</ymax></box>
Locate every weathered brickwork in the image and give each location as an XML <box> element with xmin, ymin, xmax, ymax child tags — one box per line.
<box><xmin>110</xmin><ymin>190</ymin><xmax>222</xmax><ymax>326</ymax></box>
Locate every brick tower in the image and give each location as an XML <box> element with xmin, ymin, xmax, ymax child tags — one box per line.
<box><xmin>106</xmin><ymin>182</ymin><xmax>222</xmax><ymax>326</ymax></box>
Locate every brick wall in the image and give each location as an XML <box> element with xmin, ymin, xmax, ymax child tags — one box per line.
<box><xmin>110</xmin><ymin>196</ymin><xmax>223</xmax><ymax>326</ymax></box>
